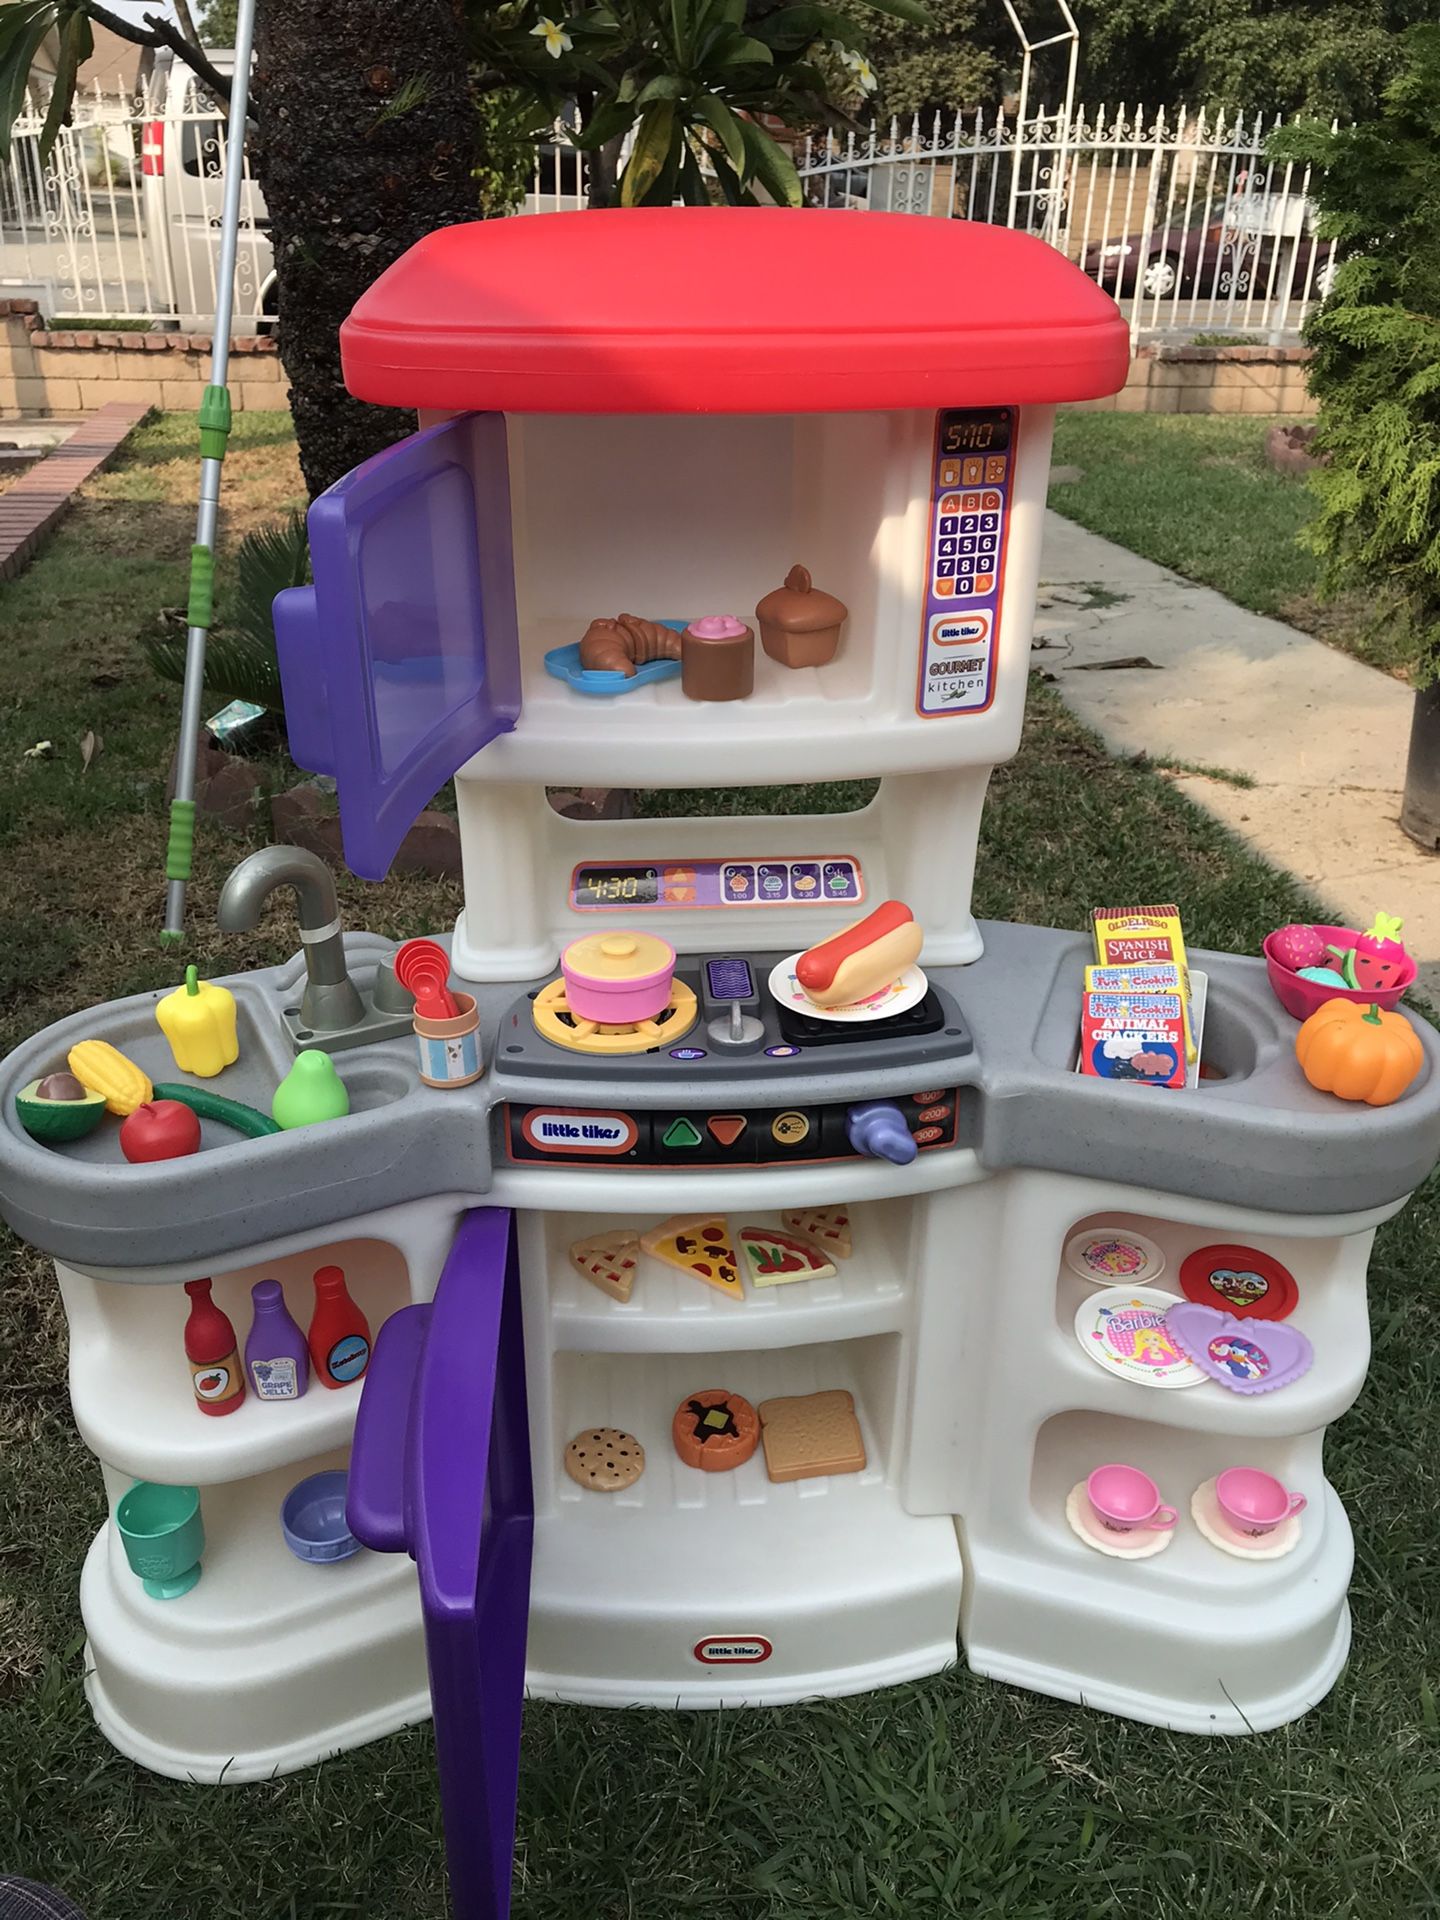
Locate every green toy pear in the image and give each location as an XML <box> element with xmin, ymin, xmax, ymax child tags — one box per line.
<box><xmin>272</xmin><ymin>1050</ymin><xmax>349</xmax><ymax>1130</ymax></box>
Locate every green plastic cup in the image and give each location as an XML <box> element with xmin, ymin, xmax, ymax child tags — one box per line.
<box><xmin>115</xmin><ymin>1482</ymin><xmax>204</xmax><ymax>1600</ymax></box>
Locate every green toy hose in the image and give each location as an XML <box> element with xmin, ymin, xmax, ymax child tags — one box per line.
<box><xmin>161</xmin><ymin>0</ymin><xmax>258</xmax><ymax>943</ymax></box>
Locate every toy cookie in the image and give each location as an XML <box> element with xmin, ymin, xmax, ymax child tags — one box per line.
<box><xmin>564</xmin><ymin>1428</ymin><xmax>645</xmax><ymax>1492</ymax></box>
<box><xmin>672</xmin><ymin>1390</ymin><xmax>759</xmax><ymax>1472</ymax></box>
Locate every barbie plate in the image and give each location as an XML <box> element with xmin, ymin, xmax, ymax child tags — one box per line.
<box><xmin>1074</xmin><ymin>1286</ymin><xmax>1207</xmax><ymax>1389</ymax></box>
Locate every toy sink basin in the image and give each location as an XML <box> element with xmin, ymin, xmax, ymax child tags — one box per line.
<box><xmin>1263</xmin><ymin>924</ymin><xmax>1416</xmax><ymax>1022</ymax></box>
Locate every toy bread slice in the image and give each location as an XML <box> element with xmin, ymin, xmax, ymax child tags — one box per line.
<box><xmin>757</xmin><ymin>1388</ymin><xmax>866</xmax><ymax>1482</ymax></box>
<box><xmin>640</xmin><ymin>1215</ymin><xmax>743</xmax><ymax>1301</ymax></box>
<box><xmin>738</xmin><ymin>1226</ymin><xmax>836</xmax><ymax>1288</ymax></box>
<box><xmin>568</xmin><ymin>1229</ymin><xmax>640</xmax><ymax>1303</ymax></box>
<box><xmin>781</xmin><ymin>1205</ymin><xmax>853</xmax><ymax>1260</ymax></box>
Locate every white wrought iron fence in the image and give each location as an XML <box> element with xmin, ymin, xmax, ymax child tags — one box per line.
<box><xmin>798</xmin><ymin>102</ymin><xmax>1336</xmax><ymax>339</ymax></box>
<box><xmin>2</xmin><ymin>76</ymin><xmax>1334</xmax><ymax>340</ymax></box>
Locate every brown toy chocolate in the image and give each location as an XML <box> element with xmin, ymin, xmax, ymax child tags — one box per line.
<box><xmin>579</xmin><ymin>613</ymin><xmax>682</xmax><ymax>677</ymax></box>
<box><xmin>681</xmin><ymin>615</ymin><xmax>754</xmax><ymax>702</ymax></box>
<box><xmin>755</xmin><ymin>565</ymin><xmax>847</xmax><ymax>669</ymax></box>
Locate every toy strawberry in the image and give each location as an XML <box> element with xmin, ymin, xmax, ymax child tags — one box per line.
<box><xmin>1351</xmin><ymin>912</ymin><xmax>1408</xmax><ymax>993</ymax></box>
<box><xmin>1269</xmin><ymin>923</ymin><xmax>1326</xmax><ymax>973</ymax></box>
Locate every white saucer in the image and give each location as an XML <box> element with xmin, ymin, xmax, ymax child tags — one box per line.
<box><xmin>768</xmin><ymin>955</ymin><xmax>929</xmax><ymax>1024</ymax></box>
<box><xmin>1065</xmin><ymin>1482</ymin><xmax>1174</xmax><ymax>1559</ymax></box>
<box><xmin>1190</xmin><ymin>1476</ymin><xmax>1302</xmax><ymax>1559</ymax></box>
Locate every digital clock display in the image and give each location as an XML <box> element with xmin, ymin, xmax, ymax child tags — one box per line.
<box><xmin>573</xmin><ymin>866</ymin><xmax>660</xmax><ymax>907</ymax></box>
<box><xmin>940</xmin><ymin>408</ymin><xmax>1012</xmax><ymax>454</ymax></box>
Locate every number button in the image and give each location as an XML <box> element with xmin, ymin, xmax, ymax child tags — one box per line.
<box><xmin>955</xmin><ymin>578</ymin><xmax>974</xmax><ymax>596</ymax></box>
<box><xmin>978</xmin><ymin>534</ymin><xmax>997</xmax><ymax>555</ymax></box>
<box><xmin>936</xmin><ymin>556</ymin><xmax>956</xmax><ymax>576</ymax></box>
<box><xmin>959</xmin><ymin>537</ymin><xmax>976</xmax><ymax>555</ymax></box>
<box><xmin>939</xmin><ymin>515</ymin><xmax>958</xmax><ymax>535</ymax></box>
<box><xmin>936</xmin><ymin>537</ymin><xmax>957</xmax><ymax>557</ymax></box>
<box><xmin>980</xmin><ymin>513</ymin><xmax>999</xmax><ymax>533</ymax></box>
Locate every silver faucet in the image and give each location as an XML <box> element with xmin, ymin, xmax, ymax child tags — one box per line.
<box><xmin>217</xmin><ymin>846</ymin><xmax>366</xmax><ymax>1034</ymax></box>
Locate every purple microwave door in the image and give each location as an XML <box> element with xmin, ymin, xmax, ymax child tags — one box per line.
<box><xmin>275</xmin><ymin>413</ymin><xmax>521</xmax><ymax>880</ymax></box>
<box><xmin>348</xmin><ymin>1208</ymin><xmax>533</xmax><ymax>1920</ymax></box>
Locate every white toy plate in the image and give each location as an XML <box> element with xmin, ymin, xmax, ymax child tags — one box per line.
<box><xmin>768</xmin><ymin>956</ymin><xmax>928</xmax><ymax>1024</ymax></box>
<box><xmin>1064</xmin><ymin>1226</ymin><xmax>1166</xmax><ymax>1288</ymax></box>
<box><xmin>1073</xmin><ymin>1285</ymin><xmax>1207</xmax><ymax>1390</ymax></box>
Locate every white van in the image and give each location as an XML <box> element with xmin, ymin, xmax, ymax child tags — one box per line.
<box><xmin>140</xmin><ymin>49</ymin><xmax>274</xmax><ymax>332</ymax></box>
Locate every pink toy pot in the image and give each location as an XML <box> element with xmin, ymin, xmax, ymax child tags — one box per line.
<box><xmin>1215</xmin><ymin>1467</ymin><xmax>1306</xmax><ymax>1537</ymax></box>
<box><xmin>1085</xmin><ymin>1464</ymin><xmax>1177</xmax><ymax>1535</ymax></box>
<box><xmin>560</xmin><ymin>931</ymin><xmax>676</xmax><ymax>1024</ymax></box>
<box><xmin>1263</xmin><ymin>923</ymin><xmax>1416</xmax><ymax>1021</ymax></box>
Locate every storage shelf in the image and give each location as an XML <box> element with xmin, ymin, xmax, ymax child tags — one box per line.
<box><xmin>528</xmin><ymin>1339</ymin><xmax>961</xmax><ymax>1706</ymax></box>
<box><xmin>61</xmin><ymin>1238</ymin><xmax>411</xmax><ymax>1486</ymax></box>
<box><xmin>1050</xmin><ymin>1268</ymin><xmax>1370</xmax><ymax>1438</ymax></box>
<box><xmin>548</xmin><ymin>1201</ymin><xmax>908</xmax><ymax>1353</ymax></box>
<box><xmin>493</xmin><ymin>1148</ymin><xmax>982</xmax><ymax>1216</ymax></box>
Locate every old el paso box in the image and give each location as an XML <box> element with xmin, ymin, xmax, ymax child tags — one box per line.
<box><xmin>1080</xmin><ymin>990</ymin><xmax>1187</xmax><ymax>1089</ymax></box>
<box><xmin>1092</xmin><ymin>904</ymin><xmax>1194</xmax><ymax>1061</ymax></box>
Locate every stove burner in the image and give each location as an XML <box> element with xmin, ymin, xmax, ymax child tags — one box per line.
<box><xmin>775</xmin><ymin>986</ymin><xmax>948</xmax><ymax>1049</ymax></box>
<box><xmin>532</xmin><ymin>976</ymin><xmax>699</xmax><ymax>1054</ymax></box>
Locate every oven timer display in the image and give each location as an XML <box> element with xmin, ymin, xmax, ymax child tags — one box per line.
<box><xmin>940</xmin><ymin>408</ymin><xmax>1012</xmax><ymax>454</ymax></box>
<box><xmin>573</xmin><ymin>866</ymin><xmax>660</xmax><ymax>908</ymax></box>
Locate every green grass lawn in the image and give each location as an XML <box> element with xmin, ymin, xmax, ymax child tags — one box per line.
<box><xmin>1049</xmin><ymin>413</ymin><xmax>1414</xmax><ymax>677</ymax></box>
<box><xmin>3</xmin><ymin>417</ymin><xmax>1440</xmax><ymax>1919</ymax></box>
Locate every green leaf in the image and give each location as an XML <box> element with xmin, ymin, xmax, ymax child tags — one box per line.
<box><xmin>847</xmin><ymin>0</ymin><xmax>931</xmax><ymax>23</ymax></box>
<box><xmin>619</xmin><ymin>97</ymin><xmax>677</xmax><ymax>205</ymax></box>
<box><xmin>0</xmin><ymin>1</ymin><xmax>57</xmax><ymax>160</ymax></box>
<box><xmin>690</xmin><ymin>89</ymin><xmax>746</xmax><ymax>177</ymax></box>
<box><xmin>740</xmin><ymin>115</ymin><xmax>802</xmax><ymax>207</ymax></box>
<box><xmin>708</xmin><ymin>144</ymin><xmax>746</xmax><ymax>205</ymax></box>
<box><xmin>677</xmin><ymin>134</ymin><xmax>710</xmax><ymax>203</ymax></box>
<box><xmin>37</xmin><ymin>4</ymin><xmax>85</xmax><ymax>163</ymax></box>
<box><xmin>636</xmin><ymin>72</ymin><xmax>686</xmax><ymax>103</ymax></box>
<box><xmin>706</xmin><ymin>29</ymin><xmax>774</xmax><ymax>68</ymax></box>
<box><xmin>568</xmin><ymin>94</ymin><xmax>636</xmax><ymax>148</ymax></box>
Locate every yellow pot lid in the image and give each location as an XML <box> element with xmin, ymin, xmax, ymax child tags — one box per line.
<box><xmin>563</xmin><ymin>930</ymin><xmax>674</xmax><ymax>983</ymax></box>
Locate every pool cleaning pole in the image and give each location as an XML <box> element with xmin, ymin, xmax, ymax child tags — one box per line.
<box><xmin>162</xmin><ymin>0</ymin><xmax>259</xmax><ymax>942</ymax></box>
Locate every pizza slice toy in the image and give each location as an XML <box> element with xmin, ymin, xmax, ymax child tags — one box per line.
<box><xmin>568</xmin><ymin>1229</ymin><xmax>640</xmax><ymax>1304</ymax></box>
<box><xmin>781</xmin><ymin>1205</ymin><xmax>853</xmax><ymax>1260</ymax></box>
<box><xmin>640</xmin><ymin>1215</ymin><xmax>744</xmax><ymax>1301</ymax></box>
<box><xmin>738</xmin><ymin>1226</ymin><xmax>837</xmax><ymax>1288</ymax></box>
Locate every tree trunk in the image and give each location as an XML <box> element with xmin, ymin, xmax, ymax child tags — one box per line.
<box><xmin>252</xmin><ymin>0</ymin><xmax>479</xmax><ymax>497</ymax></box>
<box><xmin>1400</xmin><ymin>682</ymin><xmax>1440</xmax><ymax>851</ymax></box>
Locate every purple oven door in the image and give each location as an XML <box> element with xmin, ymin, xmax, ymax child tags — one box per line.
<box><xmin>274</xmin><ymin>413</ymin><xmax>521</xmax><ymax>880</ymax></box>
<box><xmin>348</xmin><ymin>1208</ymin><xmax>533</xmax><ymax>1920</ymax></box>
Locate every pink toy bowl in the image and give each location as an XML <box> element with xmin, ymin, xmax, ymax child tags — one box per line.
<box><xmin>1215</xmin><ymin>1466</ymin><xmax>1306</xmax><ymax>1538</ymax></box>
<box><xmin>1263</xmin><ymin>923</ymin><xmax>1416</xmax><ymax>1021</ymax></box>
<box><xmin>560</xmin><ymin>931</ymin><xmax>676</xmax><ymax>1024</ymax></box>
<box><xmin>1085</xmin><ymin>1463</ymin><xmax>1177</xmax><ymax>1536</ymax></box>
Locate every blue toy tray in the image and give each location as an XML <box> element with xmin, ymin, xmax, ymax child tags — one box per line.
<box><xmin>544</xmin><ymin>620</ymin><xmax>687</xmax><ymax>697</ymax></box>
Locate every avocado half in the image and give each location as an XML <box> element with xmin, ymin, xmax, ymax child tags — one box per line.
<box><xmin>15</xmin><ymin>1076</ymin><xmax>108</xmax><ymax>1143</ymax></box>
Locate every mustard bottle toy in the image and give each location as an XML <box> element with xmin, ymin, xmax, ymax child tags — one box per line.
<box><xmin>156</xmin><ymin>965</ymin><xmax>239</xmax><ymax>1078</ymax></box>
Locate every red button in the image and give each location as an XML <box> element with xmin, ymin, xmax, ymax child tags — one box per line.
<box><xmin>911</xmin><ymin>1090</ymin><xmax>945</xmax><ymax>1104</ymax></box>
<box><xmin>913</xmin><ymin>1125</ymin><xmax>943</xmax><ymax>1145</ymax></box>
<box><xmin>707</xmin><ymin>1114</ymin><xmax>747</xmax><ymax>1148</ymax></box>
<box><xmin>918</xmin><ymin>1104</ymin><xmax>951</xmax><ymax>1124</ymax></box>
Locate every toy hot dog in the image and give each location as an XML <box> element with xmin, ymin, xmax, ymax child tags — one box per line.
<box><xmin>795</xmin><ymin>900</ymin><xmax>923</xmax><ymax>1008</ymax></box>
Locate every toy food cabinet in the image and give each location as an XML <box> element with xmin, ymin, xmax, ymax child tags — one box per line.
<box><xmin>3</xmin><ymin>211</ymin><xmax>1439</xmax><ymax>1920</ymax></box>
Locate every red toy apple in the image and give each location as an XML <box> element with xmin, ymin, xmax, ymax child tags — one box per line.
<box><xmin>120</xmin><ymin>1099</ymin><xmax>201</xmax><ymax>1163</ymax></box>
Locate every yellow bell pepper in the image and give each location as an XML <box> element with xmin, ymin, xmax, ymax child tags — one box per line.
<box><xmin>156</xmin><ymin>965</ymin><xmax>239</xmax><ymax>1078</ymax></box>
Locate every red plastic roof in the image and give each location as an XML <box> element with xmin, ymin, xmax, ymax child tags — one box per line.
<box><xmin>340</xmin><ymin>207</ymin><xmax>1130</xmax><ymax>416</ymax></box>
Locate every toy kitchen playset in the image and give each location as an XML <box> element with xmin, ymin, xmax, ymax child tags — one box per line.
<box><xmin>4</xmin><ymin>210</ymin><xmax>1440</xmax><ymax>1920</ymax></box>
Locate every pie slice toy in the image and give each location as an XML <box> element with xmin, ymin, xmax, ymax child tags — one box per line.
<box><xmin>568</xmin><ymin>1229</ymin><xmax>641</xmax><ymax>1304</ymax></box>
<box><xmin>738</xmin><ymin>1226</ymin><xmax>836</xmax><ymax>1288</ymax></box>
<box><xmin>640</xmin><ymin>1215</ymin><xmax>743</xmax><ymax>1301</ymax></box>
<box><xmin>781</xmin><ymin>1205</ymin><xmax>853</xmax><ymax>1260</ymax></box>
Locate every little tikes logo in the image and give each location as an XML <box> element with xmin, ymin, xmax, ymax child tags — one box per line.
<box><xmin>521</xmin><ymin>1109</ymin><xmax>638</xmax><ymax>1154</ymax></box>
<box><xmin>694</xmin><ymin>1636</ymin><xmax>773</xmax><ymax>1666</ymax></box>
<box><xmin>930</xmin><ymin>611</ymin><xmax>991</xmax><ymax>649</ymax></box>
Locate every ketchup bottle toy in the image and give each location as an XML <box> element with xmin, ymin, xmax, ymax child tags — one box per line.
<box><xmin>307</xmin><ymin>1265</ymin><xmax>372</xmax><ymax>1389</ymax></box>
<box><xmin>245</xmin><ymin>1279</ymin><xmax>310</xmax><ymax>1401</ymax></box>
<box><xmin>183</xmin><ymin>1277</ymin><xmax>245</xmax><ymax>1417</ymax></box>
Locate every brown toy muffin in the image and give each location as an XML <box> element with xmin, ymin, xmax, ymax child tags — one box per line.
<box><xmin>755</xmin><ymin>565</ymin><xmax>847</xmax><ymax>668</ymax></box>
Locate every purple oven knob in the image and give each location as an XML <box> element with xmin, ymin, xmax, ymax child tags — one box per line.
<box><xmin>845</xmin><ymin>1102</ymin><xmax>918</xmax><ymax>1165</ymax></box>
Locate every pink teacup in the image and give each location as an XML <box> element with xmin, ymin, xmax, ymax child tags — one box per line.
<box><xmin>1216</xmin><ymin>1467</ymin><xmax>1306</xmax><ymax>1538</ymax></box>
<box><xmin>1086</xmin><ymin>1464</ymin><xmax>1177</xmax><ymax>1535</ymax></box>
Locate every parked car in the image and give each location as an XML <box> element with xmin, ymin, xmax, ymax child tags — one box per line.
<box><xmin>1082</xmin><ymin>197</ymin><xmax>1334</xmax><ymax>305</ymax></box>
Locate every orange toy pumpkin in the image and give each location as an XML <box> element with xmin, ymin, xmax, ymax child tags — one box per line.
<box><xmin>1295</xmin><ymin>998</ymin><xmax>1424</xmax><ymax>1107</ymax></box>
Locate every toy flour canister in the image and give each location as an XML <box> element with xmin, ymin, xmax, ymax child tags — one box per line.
<box><xmin>414</xmin><ymin>992</ymin><xmax>481</xmax><ymax>1088</ymax></box>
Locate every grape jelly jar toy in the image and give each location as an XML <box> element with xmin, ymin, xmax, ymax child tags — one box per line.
<box><xmin>3</xmin><ymin>209</ymin><xmax>1440</xmax><ymax>1920</ymax></box>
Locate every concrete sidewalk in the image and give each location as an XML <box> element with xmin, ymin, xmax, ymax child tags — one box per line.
<box><xmin>1036</xmin><ymin>512</ymin><xmax>1440</xmax><ymax>1005</ymax></box>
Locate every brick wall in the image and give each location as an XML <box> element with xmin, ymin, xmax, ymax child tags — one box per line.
<box><xmin>0</xmin><ymin>298</ymin><xmax>287</xmax><ymax>417</ymax></box>
<box><xmin>1070</xmin><ymin>342</ymin><xmax>1317</xmax><ymax>415</ymax></box>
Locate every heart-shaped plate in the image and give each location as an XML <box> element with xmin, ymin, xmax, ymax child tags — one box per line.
<box><xmin>1163</xmin><ymin>1302</ymin><xmax>1313</xmax><ymax>1396</ymax></box>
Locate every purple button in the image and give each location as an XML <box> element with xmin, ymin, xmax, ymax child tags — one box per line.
<box><xmin>670</xmin><ymin>1046</ymin><xmax>707</xmax><ymax>1060</ymax></box>
<box><xmin>705</xmin><ymin>957</ymin><xmax>754</xmax><ymax>1001</ymax></box>
<box><xmin>764</xmin><ymin>1044</ymin><xmax>800</xmax><ymax>1058</ymax></box>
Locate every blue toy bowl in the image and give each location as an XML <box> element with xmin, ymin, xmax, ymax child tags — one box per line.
<box><xmin>280</xmin><ymin>1469</ymin><xmax>361</xmax><ymax>1565</ymax></box>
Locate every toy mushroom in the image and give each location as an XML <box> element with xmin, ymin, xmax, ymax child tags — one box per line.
<box><xmin>755</xmin><ymin>565</ymin><xmax>847</xmax><ymax>669</ymax></box>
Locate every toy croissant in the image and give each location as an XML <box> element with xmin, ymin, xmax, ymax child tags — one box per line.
<box><xmin>579</xmin><ymin>614</ymin><xmax>681</xmax><ymax>677</ymax></box>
